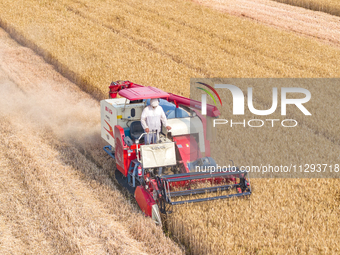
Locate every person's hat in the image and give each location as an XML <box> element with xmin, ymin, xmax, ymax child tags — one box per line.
<box><xmin>150</xmin><ymin>98</ymin><xmax>159</xmax><ymax>107</ymax></box>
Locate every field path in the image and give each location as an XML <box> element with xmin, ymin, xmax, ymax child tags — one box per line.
<box><xmin>0</xmin><ymin>27</ymin><xmax>183</xmax><ymax>255</ymax></box>
<box><xmin>194</xmin><ymin>0</ymin><xmax>340</xmax><ymax>47</ymax></box>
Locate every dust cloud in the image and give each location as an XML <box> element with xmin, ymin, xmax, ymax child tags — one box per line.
<box><xmin>0</xmin><ymin>78</ymin><xmax>101</xmax><ymax>144</ymax></box>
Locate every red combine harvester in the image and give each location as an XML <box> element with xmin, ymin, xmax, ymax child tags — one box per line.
<box><xmin>101</xmin><ymin>81</ymin><xmax>251</xmax><ymax>225</ymax></box>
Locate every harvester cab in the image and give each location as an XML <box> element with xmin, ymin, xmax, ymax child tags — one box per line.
<box><xmin>101</xmin><ymin>81</ymin><xmax>251</xmax><ymax>225</ymax></box>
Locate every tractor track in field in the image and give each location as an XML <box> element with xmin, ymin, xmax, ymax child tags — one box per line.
<box><xmin>193</xmin><ymin>0</ymin><xmax>340</xmax><ymax>48</ymax></box>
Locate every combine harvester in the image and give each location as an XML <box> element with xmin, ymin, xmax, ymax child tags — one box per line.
<box><xmin>101</xmin><ymin>81</ymin><xmax>251</xmax><ymax>225</ymax></box>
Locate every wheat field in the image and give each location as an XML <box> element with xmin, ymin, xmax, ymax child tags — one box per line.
<box><xmin>1</xmin><ymin>0</ymin><xmax>340</xmax><ymax>99</ymax></box>
<box><xmin>170</xmin><ymin>79</ymin><xmax>340</xmax><ymax>254</ymax></box>
<box><xmin>0</xmin><ymin>0</ymin><xmax>339</xmax><ymax>254</ymax></box>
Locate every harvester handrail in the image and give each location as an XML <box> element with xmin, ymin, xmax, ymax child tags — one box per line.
<box><xmin>135</xmin><ymin>132</ymin><xmax>148</xmax><ymax>144</ymax></box>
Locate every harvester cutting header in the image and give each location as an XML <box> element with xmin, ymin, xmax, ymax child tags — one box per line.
<box><xmin>101</xmin><ymin>80</ymin><xmax>251</xmax><ymax>225</ymax></box>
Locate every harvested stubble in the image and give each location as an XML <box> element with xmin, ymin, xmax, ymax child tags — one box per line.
<box><xmin>273</xmin><ymin>0</ymin><xmax>340</xmax><ymax>17</ymax></box>
<box><xmin>0</xmin><ymin>29</ymin><xmax>183</xmax><ymax>254</ymax></box>
<box><xmin>0</xmin><ymin>0</ymin><xmax>339</xmax><ymax>254</ymax></box>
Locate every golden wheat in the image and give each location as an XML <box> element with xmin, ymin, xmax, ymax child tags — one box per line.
<box><xmin>168</xmin><ymin>178</ymin><xmax>339</xmax><ymax>254</ymax></box>
<box><xmin>0</xmin><ymin>0</ymin><xmax>339</xmax><ymax>254</ymax></box>
<box><xmin>1</xmin><ymin>0</ymin><xmax>340</xmax><ymax>100</ymax></box>
<box><xmin>168</xmin><ymin>80</ymin><xmax>340</xmax><ymax>254</ymax></box>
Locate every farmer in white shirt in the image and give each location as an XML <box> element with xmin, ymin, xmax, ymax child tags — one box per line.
<box><xmin>141</xmin><ymin>98</ymin><xmax>171</xmax><ymax>144</ymax></box>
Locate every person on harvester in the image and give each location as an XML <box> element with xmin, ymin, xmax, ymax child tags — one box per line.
<box><xmin>141</xmin><ymin>98</ymin><xmax>171</xmax><ymax>144</ymax></box>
